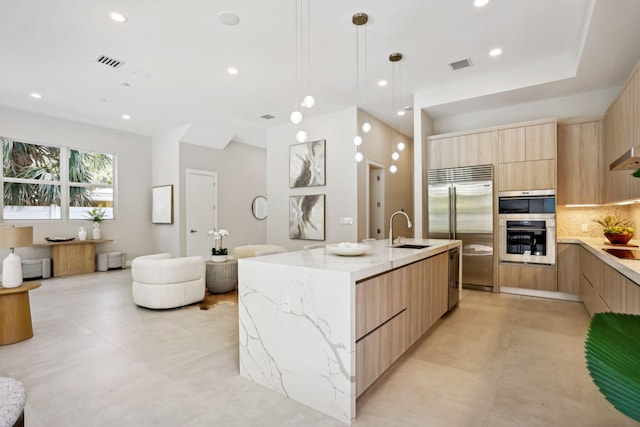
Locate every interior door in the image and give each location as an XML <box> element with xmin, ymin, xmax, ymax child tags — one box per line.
<box><xmin>368</xmin><ymin>165</ymin><xmax>384</xmax><ymax>239</ymax></box>
<box><xmin>186</xmin><ymin>169</ymin><xmax>218</xmax><ymax>257</ymax></box>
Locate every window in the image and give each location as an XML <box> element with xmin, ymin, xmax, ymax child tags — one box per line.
<box><xmin>1</xmin><ymin>137</ymin><xmax>115</xmax><ymax>220</ymax></box>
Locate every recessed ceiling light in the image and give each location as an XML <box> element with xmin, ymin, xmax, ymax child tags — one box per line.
<box><xmin>397</xmin><ymin>110</ymin><xmax>406</xmax><ymax>116</ymax></box>
<box><xmin>489</xmin><ymin>48</ymin><xmax>502</xmax><ymax>57</ymax></box>
<box><xmin>110</xmin><ymin>12</ymin><xmax>127</xmax><ymax>23</ymax></box>
<box><xmin>30</xmin><ymin>92</ymin><xmax>42</xmax><ymax>99</ymax></box>
<box><xmin>121</xmin><ymin>114</ymin><xmax>130</xmax><ymax>120</ymax></box>
<box><xmin>217</xmin><ymin>11</ymin><xmax>240</xmax><ymax>26</ymax></box>
<box><xmin>474</xmin><ymin>0</ymin><xmax>490</xmax><ymax>7</ymax></box>
<box><xmin>378</xmin><ymin>80</ymin><xmax>388</xmax><ymax>87</ymax></box>
<box><xmin>227</xmin><ymin>67</ymin><xmax>238</xmax><ymax>75</ymax></box>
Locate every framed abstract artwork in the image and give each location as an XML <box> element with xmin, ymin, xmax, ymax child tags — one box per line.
<box><xmin>289</xmin><ymin>139</ymin><xmax>325</xmax><ymax>188</ymax></box>
<box><xmin>289</xmin><ymin>194</ymin><xmax>325</xmax><ymax>240</ymax></box>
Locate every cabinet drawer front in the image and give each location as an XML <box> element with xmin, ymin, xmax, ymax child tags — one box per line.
<box><xmin>356</xmin><ymin>270</ymin><xmax>407</xmax><ymax>340</ymax></box>
<box><xmin>355</xmin><ymin>310</ymin><xmax>407</xmax><ymax>397</ymax></box>
<box><xmin>498</xmin><ymin>263</ymin><xmax>557</xmax><ymax>291</ymax></box>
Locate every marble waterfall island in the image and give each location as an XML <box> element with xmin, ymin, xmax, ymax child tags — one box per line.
<box><xmin>238</xmin><ymin>239</ymin><xmax>461</xmax><ymax>425</ymax></box>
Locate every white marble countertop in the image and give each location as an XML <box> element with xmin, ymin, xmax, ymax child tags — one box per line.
<box><xmin>558</xmin><ymin>237</ymin><xmax>640</xmax><ymax>284</ymax></box>
<box><xmin>240</xmin><ymin>238</ymin><xmax>461</xmax><ymax>282</ymax></box>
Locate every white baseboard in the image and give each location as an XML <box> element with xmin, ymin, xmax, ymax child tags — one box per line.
<box><xmin>500</xmin><ymin>287</ymin><xmax>582</xmax><ymax>302</ymax></box>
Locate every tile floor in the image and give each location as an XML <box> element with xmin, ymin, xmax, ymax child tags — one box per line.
<box><xmin>0</xmin><ymin>270</ymin><xmax>637</xmax><ymax>427</ymax></box>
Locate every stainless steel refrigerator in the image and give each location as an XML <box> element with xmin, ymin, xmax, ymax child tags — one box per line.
<box><xmin>427</xmin><ymin>165</ymin><xmax>494</xmax><ymax>290</ymax></box>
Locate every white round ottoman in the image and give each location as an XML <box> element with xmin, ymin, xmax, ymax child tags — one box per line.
<box><xmin>0</xmin><ymin>377</ymin><xmax>26</xmax><ymax>427</ymax></box>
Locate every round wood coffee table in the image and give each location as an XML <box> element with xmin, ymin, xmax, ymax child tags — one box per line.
<box><xmin>0</xmin><ymin>282</ymin><xmax>40</xmax><ymax>345</ymax></box>
<box><xmin>205</xmin><ymin>260</ymin><xmax>238</xmax><ymax>294</ymax></box>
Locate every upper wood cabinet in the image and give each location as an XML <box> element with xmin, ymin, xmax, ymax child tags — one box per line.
<box><xmin>497</xmin><ymin>121</ymin><xmax>557</xmax><ymax>191</ymax></box>
<box><xmin>557</xmin><ymin>119</ymin><xmax>601</xmax><ymax>205</ymax></box>
<box><xmin>603</xmin><ymin>61</ymin><xmax>640</xmax><ymax>204</ymax></box>
<box><xmin>427</xmin><ymin>131</ymin><xmax>496</xmax><ymax>170</ymax></box>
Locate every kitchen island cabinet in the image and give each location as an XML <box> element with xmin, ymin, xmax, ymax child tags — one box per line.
<box><xmin>238</xmin><ymin>239</ymin><xmax>460</xmax><ymax>425</ymax></box>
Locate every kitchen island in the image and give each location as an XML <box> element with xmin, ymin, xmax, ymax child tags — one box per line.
<box><xmin>238</xmin><ymin>238</ymin><xmax>461</xmax><ymax>425</ymax></box>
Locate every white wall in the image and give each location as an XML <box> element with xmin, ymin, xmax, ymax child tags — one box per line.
<box><xmin>179</xmin><ymin>141</ymin><xmax>267</xmax><ymax>251</ymax></box>
<box><xmin>267</xmin><ymin>108</ymin><xmax>358</xmax><ymax>250</ymax></box>
<box><xmin>151</xmin><ymin>125</ymin><xmax>188</xmax><ymax>256</ymax></box>
<box><xmin>0</xmin><ymin>106</ymin><xmax>154</xmax><ymax>264</ymax></box>
<box><xmin>431</xmin><ymin>87</ymin><xmax>617</xmax><ymax>134</ymax></box>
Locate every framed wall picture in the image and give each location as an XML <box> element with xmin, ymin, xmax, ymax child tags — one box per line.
<box><xmin>152</xmin><ymin>185</ymin><xmax>174</xmax><ymax>224</ymax></box>
<box><xmin>289</xmin><ymin>194</ymin><xmax>325</xmax><ymax>240</ymax></box>
<box><xmin>289</xmin><ymin>139</ymin><xmax>325</xmax><ymax>188</ymax></box>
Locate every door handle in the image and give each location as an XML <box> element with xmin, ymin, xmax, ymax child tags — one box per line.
<box><xmin>190</xmin><ymin>229</ymin><xmax>197</xmax><ymax>233</ymax></box>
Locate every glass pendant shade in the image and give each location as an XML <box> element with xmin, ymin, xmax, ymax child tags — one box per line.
<box><xmin>361</xmin><ymin>122</ymin><xmax>371</xmax><ymax>133</ymax></box>
<box><xmin>296</xmin><ymin>130</ymin><xmax>308</xmax><ymax>142</ymax></box>
<box><xmin>302</xmin><ymin>95</ymin><xmax>315</xmax><ymax>108</ymax></box>
<box><xmin>397</xmin><ymin>142</ymin><xmax>405</xmax><ymax>151</ymax></box>
<box><xmin>392</xmin><ymin>152</ymin><xmax>400</xmax><ymax>161</ymax></box>
<box><xmin>390</xmin><ymin>164</ymin><xmax>398</xmax><ymax>173</ymax></box>
<box><xmin>353</xmin><ymin>135</ymin><xmax>363</xmax><ymax>146</ymax></box>
<box><xmin>290</xmin><ymin>110</ymin><xmax>303</xmax><ymax>124</ymax></box>
<box><xmin>354</xmin><ymin>152</ymin><xmax>364</xmax><ymax>162</ymax></box>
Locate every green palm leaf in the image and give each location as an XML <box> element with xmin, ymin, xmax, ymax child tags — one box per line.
<box><xmin>585</xmin><ymin>312</ymin><xmax>640</xmax><ymax>422</ymax></box>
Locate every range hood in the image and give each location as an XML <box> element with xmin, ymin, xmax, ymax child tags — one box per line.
<box><xmin>610</xmin><ymin>145</ymin><xmax>640</xmax><ymax>171</ymax></box>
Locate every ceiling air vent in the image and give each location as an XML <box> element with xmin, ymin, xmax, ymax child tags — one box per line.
<box><xmin>260</xmin><ymin>114</ymin><xmax>275</xmax><ymax>120</ymax></box>
<box><xmin>96</xmin><ymin>55</ymin><xmax>124</xmax><ymax>69</ymax></box>
<box><xmin>448</xmin><ymin>58</ymin><xmax>472</xmax><ymax>71</ymax></box>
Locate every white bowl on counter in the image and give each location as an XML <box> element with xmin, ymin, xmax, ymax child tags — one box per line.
<box><xmin>326</xmin><ymin>243</ymin><xmax>371</xmax><ymax>256</ymax></box>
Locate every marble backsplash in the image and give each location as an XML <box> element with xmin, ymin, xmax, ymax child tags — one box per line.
<box><xmin>557</xmin><ymin>204</ymin><xmax>640</xmax><ymax>237</ymax></box>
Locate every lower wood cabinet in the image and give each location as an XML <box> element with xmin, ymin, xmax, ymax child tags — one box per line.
<box><xmin>355</xmin><ymin>310</ymin><xmax>407</xmax><ymax>397</ymax></box>
<box><xmin>578</xmin><ymin>246</ymin><xmax>640</xmax><ymax>316</ymax></box>
<box><xmin>355</xmin><ymin>251</ymin><xmax>449</xmax><ymax>397</ymax></box>
<box><xmin>498</xmin><ymin>263</ymin><xmax>557</xmax><ymax>292</ymax></box>
<box><xmin>557</xmin><ymin>243</ymin><xmax>580</xmax><ymax>294</ymax></box>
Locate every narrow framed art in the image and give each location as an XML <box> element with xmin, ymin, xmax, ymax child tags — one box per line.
<box><xmin>289</xmin><ymin>194</ymin><xmax>325</xmax><ymax>241</ymax></box>
<box><xmin>289</xmin><ymin>139</ymin><xmax>325</xmax><ymax>188</ymax></box>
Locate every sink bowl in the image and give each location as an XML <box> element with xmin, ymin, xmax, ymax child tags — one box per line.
<box><xmin>393</xmin><ymin>244</ymin><xmax>431</xmax><ymax>249</ymax></box>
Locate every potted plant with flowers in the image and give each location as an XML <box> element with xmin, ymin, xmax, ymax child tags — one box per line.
<box><xmin>85</xmin><ymin>206</ymin><xmax>107</xmax><ymax>239</ymax></box>
<box><xmin>593</xmin><ymin>215</ymin><xmax>635</xmax><ymax>245</ymax></box>
<box><xmin>209</xmin><ymin>229</ymin><xmax>229</xmax><ymax>262</ymax></box>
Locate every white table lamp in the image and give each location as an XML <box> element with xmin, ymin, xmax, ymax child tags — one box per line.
<box><xmin>0</xmin><ymin>225</ymin><xmax>33</xmax><ymax>288</ymax></box>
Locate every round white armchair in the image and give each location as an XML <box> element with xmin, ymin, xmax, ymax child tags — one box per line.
<box><xmin>131</xmin><ymin>253</ymin><xmax>205</xmax><ymax>309</ymax></box>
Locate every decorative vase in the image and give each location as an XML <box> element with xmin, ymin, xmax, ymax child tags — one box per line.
<box><xmin>605</xmin><ymin>233</ymin><xmax>634</xmax><ymax>245</ymax></box>
<box><xmin>92</xmin><ymin>222</ymin><xmax>102</xmax><ymax>240</ymax></box>
<box><xmin>78</xmin><ymin>226</ymin><xmax>87</xmax><ymax>241</ymax></box>
<box><xmin>211</xmin><ymin>255</ymin><xmax>228</xmax><ymax>263</ymax></box>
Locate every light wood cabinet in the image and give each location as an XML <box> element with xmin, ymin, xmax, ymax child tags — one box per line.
<box><xmin>578</xmin><ymin>246</ymin><xmax>640</xmax><ymax>316</ymax></box>
<box><xmin>427</xmin><ymin>131</ymin><xmax>495</xmax><ymax>170</ymax></box>
<box><xmin>356</xmin><ymin>310</ymin><xmax>407</xmax><ymax>397</ymax></box>
<box><xmin>603</xmin><ymin>62</ymin><xmax>640</xmax><ymax>204</ymax></box>
<box><xmin>497</xmin><ymin>121</ymin><xmax>557</xmax><ymax>192</ymax></box>
<box><xmin>557</xmin><ymin>243</ymin><xmax>580</xmax><ymax>295</ymax></box>
<box><xmin>557</xmin><ymin>120</ymin><xmax>601</xmax><ymax>205</ymax></box>
<box><xmin>498</xmin><ymin>263</ymin><xmax>557</xmax><ymax>292</ymax></box>
<box><xmin>356</xmin><ymin>269</ymin><xmax>407</xmax><ymax>340</ymax></box>
<box><xmin>498</xmin><ymin>160</ymin><xmax>556</xmax><ymax>191</ymax></box>
<box><xmin>355</xmin><ymin>251</ymin><xmax>450</xmax><ymax>397</ymax></box>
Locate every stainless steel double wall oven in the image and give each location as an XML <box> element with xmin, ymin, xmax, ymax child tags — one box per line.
<box><xmin>498</xmin><ymin>190</ymin><xmax>556</xmax><ymax>265</ymax></box>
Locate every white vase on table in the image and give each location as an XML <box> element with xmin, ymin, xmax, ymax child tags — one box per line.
<box><xmin>78</xmin><ymin>226</ymin><xmax>87</xmax><ymax>241</ymax></box>
<box><xmin>92</xmin><ymin>223</ymin><xmax>101</xmax><ymax>240</ymax></box>
<box><xmin>211</xmin><ymin>254</ymin><xmax>228</xmax><ymax>263</ymax></box>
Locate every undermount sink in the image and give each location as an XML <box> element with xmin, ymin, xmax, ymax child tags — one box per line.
<box><xmin>393</xmin><ymin>244</ymin><xmax>431</xmax><ymax>249</ymax></box>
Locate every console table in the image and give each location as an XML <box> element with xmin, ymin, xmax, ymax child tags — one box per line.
<box><xmin>36</xmin><ymin>239</ymin><xmax>113</xmax><ymax>277</ymax></box>
<box><xmin>0</xmin><ymin>282</ymin><xmax>40</xmax><ymax>345</ymax></box>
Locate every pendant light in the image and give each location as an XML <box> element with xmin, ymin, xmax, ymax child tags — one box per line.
<box><xmin>291</xmin><ymin>0</ymin><xmax>313</xmax><ymax>142</ymax></box>
<box><xmin>389</xmin><ymin>52</ymin><xmax>403</xmax><ymax>173</ymax></box>
<box><xmin>352</xmin><ymin>12</ymin><xmax>368</xmax><ymax>162</ymax></box>
<box><xmin>301</xmin><ymin>0</ymin><xmax>315</xmax><ymax>109</ymax></box>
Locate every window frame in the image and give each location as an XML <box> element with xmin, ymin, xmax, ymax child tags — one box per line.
<box><xmin>1</xmin><ymin>136</ymin><xmax>117</xmax><ymax>222</ymax></box>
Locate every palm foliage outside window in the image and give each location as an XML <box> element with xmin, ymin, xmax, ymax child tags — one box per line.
<box><xmin>1</xmin><ymin>137</ymin><xmax>115</xmax><ymax>220</ymax></box>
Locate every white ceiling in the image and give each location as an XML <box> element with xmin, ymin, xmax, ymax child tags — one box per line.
<box><xmin>1</xmin><ymin>0</ymin><xmax>639</xmax><ymax>149</ymax></box>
